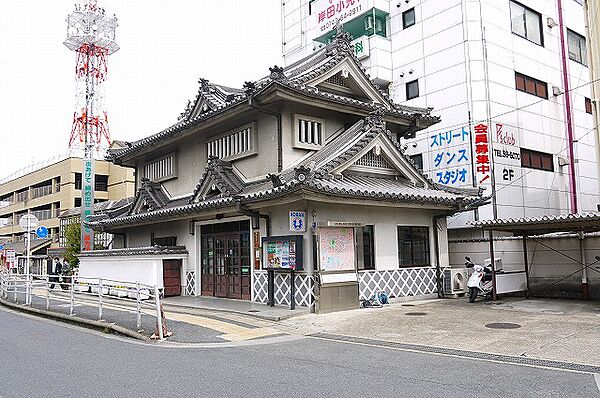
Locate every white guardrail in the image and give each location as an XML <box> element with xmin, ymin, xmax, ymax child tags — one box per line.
<box><xmin>0</xmin><ymin>271</ymin><xmax>166</xmax><ymax>340</ymax></box>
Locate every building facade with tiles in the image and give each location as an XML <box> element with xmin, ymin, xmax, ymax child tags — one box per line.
<box><xmin>82</xmin><ymin>33</ymin><xmax>481</xmax><ymax>311</ymax></box>
<box><xmin>281</xmin><ymin>0</ymin><xmax>600</xmax><ymax>298</ymax></box>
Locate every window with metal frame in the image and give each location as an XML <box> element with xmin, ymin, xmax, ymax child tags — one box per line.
<box><xmin>95</xmin><ymin>174</ymin><xmax>109</xmax><ymax>191</ymax></box>
<box><xmin>510</xmin><ymin>1</ymin><xmax>543</xmax><ymax>46</ymax></box>
<box><xmin>521</xmin><ymin>148</ymin><xmax>553</xmax><ymax>172</ymax></box>
<box><xmin>206</xmin><ymin>123</ymin><xmax>256</xmax><ymax>161</ymax></box>
<box><xmin>406</xmin><ymin>79</ymin><xmax>419</xmax><ymax>100</ymax></box>
<box><xmin>515</xmin><ymin>72</ymin><xmax>547</xmax><ymax>99</ymax></box>
<box><xmin>402</xmin><ymin>8</ymin><xmax>415</xmax><ymax>29</ymax></box>
<box><xmin>143</xmin><ymin>153</ymin><xmax>177</xmax><ymax>182</ymax></box>
<box><xmin>397</xmin><ymin>226</ymin><xmax>430</xmax><ymax>267</ymax></box>
<box><xmin>567</xmin><ymin>29</ymin><xmax>587</xmax><ymax>66</ymax></box>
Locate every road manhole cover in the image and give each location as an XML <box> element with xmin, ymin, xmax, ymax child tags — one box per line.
<box><xmin>248</xmin><ymin>310</ymin><xmax>260</xmax><ymax>313</ymax></box>
<box><xmin>404</xmin><ymin>312</ymin><xmax>427</xmax><ymax>316</ymax></box>
<box><xmin>485</xmin><ymin>322</ymin><xmax>521</xmax><ymax>329</ymax></box>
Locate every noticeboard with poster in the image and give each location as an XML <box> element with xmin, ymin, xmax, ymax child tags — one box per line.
<box><xmin>262</xmin><ymin>235</ymin><xmax>304</xmax><ymax>271</ymax></box>
<box><xmin>318</xmin><ymin>227</ymin><xmax>356</xmax><ymax>272</ymax></box>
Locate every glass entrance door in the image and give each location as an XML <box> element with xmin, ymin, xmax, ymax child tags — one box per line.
<box><xmin>200</xmin><ymin>221</ymin><xmax>251</xmax><ymax>300</ymax></box>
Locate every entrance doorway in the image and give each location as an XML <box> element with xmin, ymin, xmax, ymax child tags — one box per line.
<box><xmin>200</xmin><ymin>221</ymin><xmax>251</xmax><ymax>300</ymax></box>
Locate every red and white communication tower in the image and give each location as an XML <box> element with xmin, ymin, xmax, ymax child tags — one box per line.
<box><xmin>64</xmin><ymin>0</ymin><xmax>119</xmax><ymax>251</ymax></box>
<box><xmin>64</xmin><ymin>0</ymin><xmax>119</xmax><ymax>152</ymax></box>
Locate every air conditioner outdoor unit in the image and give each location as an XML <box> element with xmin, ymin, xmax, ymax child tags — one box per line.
<box><xmin>444</xmin><ymin>268</ymin><xmax>469</xmax><ymax>295</ymax></box>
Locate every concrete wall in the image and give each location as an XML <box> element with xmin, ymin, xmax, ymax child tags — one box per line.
<box><xmin>449</xmin><ymin>233</ymin><xmax>600</xmax><ymax>299</ymax></box>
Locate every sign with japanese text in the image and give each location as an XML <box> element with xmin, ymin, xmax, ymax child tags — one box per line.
<box><xmin>492</xmin><ymin>122</ymin><xmax>521</xmax><ymax>186</ymax></box>
<box><xmin>429</xmin><ymin>127</ymin><xmax>471</xmax><ymax>186</ymax></box>
<box><xmin>314</xmin><ymin>0</ymin><xmax>366</xmax><ymax>35</ymax></box>
<box><xmin>81</xmin><ymin>159</ymin><xmax>94</xmax><ymax>252</ymax></box>
<box><xmin>6</xmin><ymin>249</ymin><xmax>16</xmax><ymax>269</ymax></box>
<box><xmin>318</xmin><ymin>227</ymin><xmax>355</xmax><ymax>272</ymax></box>
<box><xmin>262</xmin><ymin>235</ymin><xmax>303</xmax><ymax>271</ymax></box>
<box><xmin>289</xmin><ymin>211</ymin><xmax>306</xmax><ymax>232</ymax></box>
<box><xmin>351</xmin><ymin>35</ymin><xmax>369</xmax><ymax>59</ymax></box>
<box><xmin>474</xmin><ymin>123</ymin><xmax>491</xmax><ymax>185</ymax></box>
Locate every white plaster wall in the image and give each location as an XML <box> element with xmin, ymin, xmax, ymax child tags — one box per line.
<box><xmin>266</xmin><ymin>202</ymin><xmax>445</xmax><ymax>272</ymax></box>
<box><xmin>78</xmin><ymin>256</ymin><xmax>163</xmax><ymax>287</ymax></box>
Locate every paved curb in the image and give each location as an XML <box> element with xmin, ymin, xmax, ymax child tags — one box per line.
<box><xmin>0</xmin><ymin>297</ymin><xmax>151</xmax><ymax>342</ymax></box>
<box><xmin>161</xmin><ymin>301</ymin><xmax>294</xmax><ymax>322</ymax></box>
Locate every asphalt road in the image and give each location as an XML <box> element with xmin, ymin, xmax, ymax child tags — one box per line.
<box><xmin>0</xmin><ymin>307</ymin><xmax>598</xmax><ymax>398</ymax></box>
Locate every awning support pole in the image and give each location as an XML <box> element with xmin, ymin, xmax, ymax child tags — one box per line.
<box><xmin>522</xmin><ymin>235</ymin><xmax>530</xmax><ymax>298</ymax></box>
<box><xmin>489</xmin><ymin>230</ymin><xmax>497</xmax><ymax>301</ymax></box>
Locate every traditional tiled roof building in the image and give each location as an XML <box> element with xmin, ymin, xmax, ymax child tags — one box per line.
<box><xmin>83</xmin><ymin>31</ymin><xmax>482</xmax><ymax>312</ymax></box>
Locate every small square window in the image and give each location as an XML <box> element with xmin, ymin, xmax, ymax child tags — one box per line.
<box><xmin>402</xmin><ymin>8</ymin><xmax>415</xmax><ymax>29</ymax></box>
<box><xmin>585</xmin><ymin>97</ymin><xmax>593</xmax><ymax>114</ymax></box>
<box><xmin>406</xmin><ymin>79</ymin><xmax>419</xmax><ymax>100</ymax></box>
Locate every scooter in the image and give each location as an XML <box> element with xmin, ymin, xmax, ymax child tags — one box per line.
<box><xmin>465</xmin><ymin>256</ymin><xmax>493</xmax><ymax>303</ymax></box>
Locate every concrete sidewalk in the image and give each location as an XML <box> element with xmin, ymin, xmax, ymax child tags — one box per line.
<box><xmin>162</xmin><ymin>295</ymin><xmax>310</xmax><ymax>321</ymax></box>
<box><xmin>276</xmin><ymin>297</ymin><xmax>600</xmax><ymax>367</ymax></box>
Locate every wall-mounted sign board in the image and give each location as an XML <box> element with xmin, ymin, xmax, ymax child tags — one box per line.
<box><xmin>262</xmin><ymin>235</ymin><xmax>304</xmax><ymax>271</ymax></box>
<box><xmin>318</xmin><ymin>227</ymin><xmax>356</xmax><ymax>272</ymax></box>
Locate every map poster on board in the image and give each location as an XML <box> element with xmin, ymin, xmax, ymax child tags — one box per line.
<box><xmin>262</xmin><ymin>235</ymin><xmax>304</xmax><ymax>271</ymax></box>
<box><xmin>318</xmin><ymin>227</ymin><xmax>356</xmax><ymax>272</ymax></box>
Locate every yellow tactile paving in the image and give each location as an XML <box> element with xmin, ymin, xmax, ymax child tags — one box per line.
<box><xmin>164</xmin><ymin>311</ymin><xmax>281</xmax><ymax>342</ymax></box>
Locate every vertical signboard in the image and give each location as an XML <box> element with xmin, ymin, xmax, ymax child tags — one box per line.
<box><xmin>473</xmin><ymin>123</ymin><xmax>491</xmax><ymax>186</ymax></box>
<box><xmin>492</xmin><ymin>122</ymin><xmax>521</xmax><ymax>187</ymax></box>
<box><xmin>429</xmin><ymin>127</ymin><xmax>472</xmax><ymax>187</ymax></box>
<box><xmin>81</xmin><ymin>159</ymin><xmax>94</xmax><ymax>251</ymax></box>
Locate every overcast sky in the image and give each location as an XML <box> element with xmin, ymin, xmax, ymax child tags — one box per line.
<box><xmin>0</xmin><ymin>0</ymin><xmax>282</xmax><ymax>178</ymax></box>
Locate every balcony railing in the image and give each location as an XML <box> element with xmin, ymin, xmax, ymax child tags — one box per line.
<box><xmin>14</xmin><ymin>191</ymin><xmax>29</xmax><ymax>203</ymax></box>
<box><xmin>31</xmin><ymin>185</ymin><xmax>53</xmax><ymax>199</ymax></box>
<box><xmin>0</xmin><ymin>218</ymin><xmax>12</xmax><ymax>227</ymax></box>
<box><xmin>32</xmin><ymin>209</ymin><xmax>54</xmax><ymax>221</ymax></box>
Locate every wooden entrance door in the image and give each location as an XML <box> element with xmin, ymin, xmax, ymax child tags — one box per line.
<box><xmin>200</xmin><ymin>221</ymin><xmax>251</xmax><ymax>300</ymax></box>
<box><xmin>162</xmin><ymin>259</ymin><xmax>182</xmax><ymax>297</ymax></box>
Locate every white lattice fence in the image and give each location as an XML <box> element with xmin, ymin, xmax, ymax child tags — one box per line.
<box><xmin>358</xmin><ymin>268</ymin><xmax>437</xmax><ymax>300</ymax></box>
<box><xmin>253</xmin><ymin>271</ymin><xmax>315</xmax><ymax>307</ymax></box>
<box><xmin>185</xmin><ymin>270</ymin><xmax>196</xmax><ymax>296</ymax></box>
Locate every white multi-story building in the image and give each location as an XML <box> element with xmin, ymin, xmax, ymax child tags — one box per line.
<box><xmin>282</xmin><ymin>0</ymin><xmax>599</xmax><ymax>297</ymax></box>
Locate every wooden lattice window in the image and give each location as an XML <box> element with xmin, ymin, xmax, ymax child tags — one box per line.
<box><xmin>355</xmin><ymin>151</ymin><xmax>393</xmax><ymax>169</ymax></box>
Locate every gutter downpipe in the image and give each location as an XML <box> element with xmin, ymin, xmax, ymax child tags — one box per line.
<box><xmin>248</xmin><ymin>97</ymin><xmax>283</xmax><ymax>173</ymax></box>
<box><xmin>557</xmin><ymin>0</ymin><xmax>579</xmax><ymax>214</ymax></box>
<box><xmin>433</xmin><ymin>214</ymin><xmax>445</xmax><ymax>299</ymax></box>
<box><xmin>236</xmin><ymin>201</ymin><xmax>271</xmax><ymax>237</ymax></box>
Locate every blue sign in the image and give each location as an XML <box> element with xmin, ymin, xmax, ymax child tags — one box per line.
<box><xmin>36</xmin><ymin>226</ymin><xmax>48</xmax><ymax>239</ymax></box>
<box><xmin>0</xmin><ymin>244</ymin><xmax>3</xmax><ymax>250</ymax></box>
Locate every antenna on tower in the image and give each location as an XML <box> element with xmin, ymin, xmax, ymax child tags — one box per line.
<box><xmin>64</xmin><ymin>0</ymin><xmax>119</xmax><ymax>252</ymax></box>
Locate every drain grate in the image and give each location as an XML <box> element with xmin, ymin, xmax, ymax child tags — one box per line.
<box><xmin>485</xmin><ymin>322</ymin><xmax>521</xmax><ymax>329</ymax></box>
<box><xmin>404</xmin><ymin>312</ymin><xmax>427</xmax><ymax>316</ymax></box>
<box><xmin>402</xmin><ymin>304</ymin><xmax>415</xmax><ymax>307</ymax></box>
<box><xmin>248</xmin><ymin>310</ymin><xmax>260</xmax><ymax>313</ymax></box>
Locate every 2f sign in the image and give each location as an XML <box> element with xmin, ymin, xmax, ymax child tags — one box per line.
<box><xmin>289</xmin><ymin>211</ymin><xmax>306</xmax><ymax>232</ymax></box>
<box><xmin>503</xmin><ymin>168</ymin><xmax>515</xmax><ymax>181</ymax></box>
